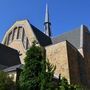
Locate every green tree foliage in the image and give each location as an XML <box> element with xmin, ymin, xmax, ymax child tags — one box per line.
<box><xmin>19</xmin><ymin>41</ymin><xmax>56</xmax><ymax>90</ymax></box>
<box><xmin>39</xmin><ymin>59</ymin><xmax>56</xmax><ymax>90</ymax></box>
<box><xmin>0</xmin><ymin>71</ymin><xmax>15</xmax><ymax>90</ymax></box>
<box><xmin>57</xmin><ymin>75</ymin><xmax>83</xmax><ymax>90</ymax></box>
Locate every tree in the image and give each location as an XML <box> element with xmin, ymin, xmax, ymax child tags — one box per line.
<box><xmin>19</xmin><ymin>41</ymin><xmax>56</xmax><ymax>90</ymax></box>
<box><xmin>0</xmin><ymin>71</ymin><xmax>15</xmax><ymax>90</ymax></box>
<box><xmin>57</xmin><ymin>75</ymin><xmax>83</xmax><ymax>90</ymax></box>
<box><xmin>39</xmin><ymin>59</ymin><xmax>56</xmax><ymax>90</ymax></box>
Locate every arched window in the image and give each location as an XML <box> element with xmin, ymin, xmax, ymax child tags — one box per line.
<box><xmin>26</xmin><ymin>38</ymin><xmax>29</xmax><ymax>49</ymax></box>
<box><xmin>13</xmin><ymin>27</ymin><xmax>18</xmax><ymax>40</ymax></box>
<box><xmin>22</xmin><ymin>34</ymin><xmax>30</xmax><ymax>50</ymax></box>
<box><xmin>22</xmin><ymin>28</ymin><xmax>25</xmax><ymax>42</ymax></box>
<box><xmin>8</xmin><ymin>32</ymin><xmax>12</xmax><ymax>44</ymax></box>
<box><xmin>17</xmin><ymin>27</ymin><xmax>23</xmax><ymax>39</ymax></box>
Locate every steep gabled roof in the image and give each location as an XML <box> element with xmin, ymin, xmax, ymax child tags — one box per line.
<box><xmin>2</xmin><ymin>20</ymin><xmax>52</xmax><ymax>47</ymax></box>
<box><xmin>52</xmin><ymin>25</ymin><xmax>90</xmax><ymax>49</ymax></box>
<box><xmin>0</xmin><ymin>43</ymin><xmax>21</xmax><ymax>67</ymax></box>
<box><xmin>52</xmin><ymin>29</ymin><xmax>81</xmax><ymax>49</ymax></box>
<box><xmin>30</xmin><ymin>24</ymin><xmax>52</xmax><ymax>46</ymax></box>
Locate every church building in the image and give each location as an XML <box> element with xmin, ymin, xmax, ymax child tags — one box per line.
<box><xmin>0</xmin><ymin>4</ymin><xmax>90</xmax><ymax>88</ymax></box>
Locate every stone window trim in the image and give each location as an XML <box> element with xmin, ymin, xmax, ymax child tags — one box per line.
<box><xmin>4</xmin><ymin>26</ymin><xmax>30</xmax><ymax>50</ymax></box>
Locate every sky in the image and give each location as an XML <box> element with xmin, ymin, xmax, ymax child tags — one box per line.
<box><xmin>0</xmin><ymin>0</ymin><xmax>90</xmax><ymax>42</ymax></box>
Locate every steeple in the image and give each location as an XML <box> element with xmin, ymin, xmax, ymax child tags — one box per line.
<box><xmin>44</xmin><ymin>4</ymin><xmax>51</xmax><ymax>37</ymax></box>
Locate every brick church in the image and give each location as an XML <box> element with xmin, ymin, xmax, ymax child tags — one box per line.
<box><xmin>0</xmin><ymin>4</ymin><xmax>90</xmax><ymax>88</ymax></box>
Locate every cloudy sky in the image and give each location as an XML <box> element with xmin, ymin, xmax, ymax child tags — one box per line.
<box><xmin>0</xmin><ymin>0</ymin><xmax>90</xmax><ymax>42</ymax></box>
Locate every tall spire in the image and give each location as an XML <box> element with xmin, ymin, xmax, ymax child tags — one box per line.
<box><xmin>44</xmin><ymin>3</ymin><xmax>51</xmax><ymax>37</ymax></box>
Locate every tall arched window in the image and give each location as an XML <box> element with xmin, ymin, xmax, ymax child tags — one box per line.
<box><xmin>26</xmin><ymin>38</ymin><xmax>29</xmax><ymax>49</ymax></box>
<box><xmin>22</xmin><ymin>28</ymin><xmax>25</xmax><ymax>42</ymax></box>
<box><xmin>8</xmin><ymin>32</ymin><xmax>12</xmax><ymax>44</ymax></box>
<box><xmin>13</xmin><ymin>27</ymin><xmax>18</xmax><ymax>40</ymax></box>
<box><xmin>17</xmin><ymin>27</ymin><xmax>23</xmax><ymax>39</ymax></box>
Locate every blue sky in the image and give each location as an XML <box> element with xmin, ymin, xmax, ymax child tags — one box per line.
<box><xmin>0</xmin><ymin>0</ymin><xmax>90</xmax><ymax>42</ymax></box>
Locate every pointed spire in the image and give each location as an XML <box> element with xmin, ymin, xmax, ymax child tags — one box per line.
<box><xmin>45</xmin><ymin>3</ymin><xmax>49</xmax><ymax>23</ymax></box>
<box><xmin>44</xmin><ymin>3</ymin><xmax>51</xmax><ymax>37</ymax></box>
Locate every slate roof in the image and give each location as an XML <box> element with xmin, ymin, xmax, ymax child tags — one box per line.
<box><xmin>0</xmin><ymin>64</ymin><xmax>7</xmax><ymax>70</ymax></box>
<box><xmin>0</xmin><ymin>43</ymin><xmax>21</xmax><ymax>67</ymax></box>
<box><xmin>30</xmin><ymin>24</ymin><xmax>52</xmax><ymax>46</ymax></box>
<box><xmin>52</xmin><ymin>28</ymin><xmax>81</xmax><ymax>49</ymax></box>
<box><xmin>3</xmin><ymin>64</ymin><xmax>23</xmax><ymax>72</ymax></box>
